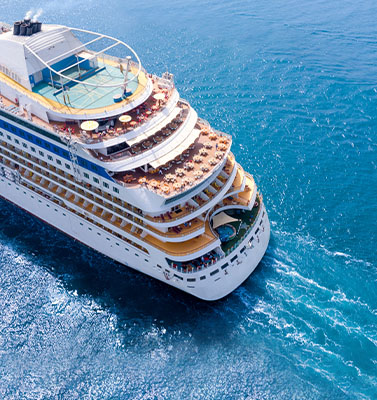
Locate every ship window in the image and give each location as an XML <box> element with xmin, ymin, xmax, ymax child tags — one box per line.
<box><xmin>80</xmin><ymin>222</ymin><xmax>83</xmax><ymax>226</ymax></box>
<box><xmin>240</xmin><ymin>246</ymin><xmax>246</xmax><ymax>254</ymax></box>
<box><xmin>103</xmin><ymin>182</ymin><xmax>109</xmax><ymax>188</ymax></box>
<box><xmin>157</xmin><ymin>264</ymin><xmax>162</xmax><ymax>269</ymax></box>
<box><xmin>47</xmin><ymin>155</ymin><xmax>53</xmax><ymax>161</ymax></box>
<box><xmin>210</xmin><ymin>269</ymin><xmax>219</xmax><ymax>276</ymax></box>
<box><xmin>22</xmin><ymin>143</ymin><xmax>27</xmax><ymax>148</ymax></box>
<box><xmin>31</xmin><ymin>147</ymin><xmax>36</xmax><ymax>152</ymax></box>
<box><xmin>39</xmin><ymin>151</ymin><xmax>44</xmax><ymax>157</ymax></box>
<box><xmin>6</xmin><ymin>135</ymin><xmax>11</xmax><ymax>140</ymax></box>
<box><xmin>187</xmin><ymin>278</ymin><xmax>196</xmax><ymax>282</ymax></box>
<box><xmin>65</xmin><ymin>163</ymin><xmax>71</xmax><ymax>170</ymax></box>
<box><xmin>93</xmin><ymin>177</ymin><xmax>99</xmax><ymax>183</ymax></box>
<box><xmin>116</xmin><ymin>243</ymin><xmax>119</xmax><ymax>246</ymax></box>
<box><xmin>174</xmin><ymin>274</ymin><xmax>183</xmax><ymax>280</ymax></box>
<box><xmin>221</xmin><ymin>263</ymin><xmax>229</xmax><ymax>270</ymax></box>
<box><xmin>97</xmin><ymin>232</ymin><xmax>101</xmax><ymax>236</ymax></box>
<box><xmin>88</xmin><ymin>227</ymin><xmax>92</xmax><ymax>231</ymax></box>
<box><xmin>144</xmin><ymin>259</ymin><xmax>148</xmax><ymax>262</ymax></box>
<box><xmin>83</xmin><ymin>172</ymin><xmax>89</xmax><ymax>179</ymax></box>
<box><xmin>135</xmin><ymin>253</ymin><xmax>139</xmax><ymax>257</ymax></box>
<box><xmin>36</xmin><ymin>138</ymin><xmax>42</xmax><ymax>145</ymax></box>
<box><xmin>113</xmin><ymin>187</ymin><xmax>119</xmax><ymax>193</ymax></box>
<box><xmin>14</xmin><ymin>139</ymin><xmax>19</xmax><ymax>144</ymax></box>
<box><xmin>230</xmin><ymin>255</ymin><xmax>237</xmax><ymax>262</ymax></box>
<box><xmin>106</xmin><ymin>237</ymin><xmax>110</xmax><ymax>241</ymax></box>
<box><xmin>255</xmin><ymin>228</ymin><xmax>259</xmax><ymax>234</ymax></box>
<box><xmin>200</xmin><ymin>276</ymin><xmax>206</xmax><ymax>280</ymax></box>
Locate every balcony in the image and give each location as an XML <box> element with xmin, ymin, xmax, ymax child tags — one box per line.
<box><xmin>53</xmin><ymin>76</ymin><xmax>176</xmax><ymax>145</ymax></box>
<box><xmin>113</xmin><ymin>127</ymin><xmax>232</xmax><ymax>198</ymax></box>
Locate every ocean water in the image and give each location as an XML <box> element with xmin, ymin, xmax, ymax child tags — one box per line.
<box><xmin>0</xmin><ymin>0</ymin><xmax>376</xmax><ymax>399</ymax></box>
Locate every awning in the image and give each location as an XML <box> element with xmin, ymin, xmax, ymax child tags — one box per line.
<box><xmin>212</xmin><ymin>212</ymin><xmax>239</xmax><ymax>229</ymax></box>
<box><xmin>149</xmin><ymin>128</ymin><xmax>201</xmax><ymax>169</ymax></box>
<box><xmin>126</xmin><ymin>106</ymin><xmax>182</xmax><ymax>146</ymax></box>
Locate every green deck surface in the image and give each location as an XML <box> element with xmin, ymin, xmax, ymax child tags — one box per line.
<box><xmin>218</xmin><ymin>203</ymin><xmax>261</xmax><ymax>254</ymax></box>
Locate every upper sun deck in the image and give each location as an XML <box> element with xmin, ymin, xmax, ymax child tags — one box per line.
<box><xmin>0</xmin><ymin>22</ymin><xmax>153</xmax><ymax>120</ymax></box>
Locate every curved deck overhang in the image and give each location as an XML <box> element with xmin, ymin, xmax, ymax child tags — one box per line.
<box><xmin>81</xmin><ymin>89</ymin><xmax>180</xmax><ymax>150</ymax></box>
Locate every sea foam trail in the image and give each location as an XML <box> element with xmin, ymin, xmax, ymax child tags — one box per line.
<box><xmin>231</xmin><ymin>229</ymin><xmax>377</xmax><ymax>399</ymax></box>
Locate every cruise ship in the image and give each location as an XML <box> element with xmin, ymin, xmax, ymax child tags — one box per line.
<box><xmin>0</xmin><ymin>17</ymin><xmax>270</xmax><ymax>301</ymax></box>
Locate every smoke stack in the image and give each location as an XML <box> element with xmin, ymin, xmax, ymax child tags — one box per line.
<box><xmin>20</xmin><ymin>23</ymin><xmax>27</xmax><ymax>36</ymax></box>
<box><xmin>13</xmin><ymin>21</ymin><xmax>21</xmax><ymax>35</ymax></box>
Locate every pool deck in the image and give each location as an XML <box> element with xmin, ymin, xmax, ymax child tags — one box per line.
<box><xmin>218</xmin><ymin>203</ymin><xmax>261</xmax><ymax>253</ymax></box>
<box><xmin>0</xmin><ymin>62</ymin><xmax>149</xmax><ymax>117</ymax></box>
<box><xmin>32</xmin><ymin>61</ymin><xmax>139</xmax><ymax>111</ymax></box>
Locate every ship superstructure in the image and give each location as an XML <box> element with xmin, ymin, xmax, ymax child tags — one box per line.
<box><xmin>0</xmin><ymin>18</ymin><xmax>270</xmax><ymax>300</ymax></box>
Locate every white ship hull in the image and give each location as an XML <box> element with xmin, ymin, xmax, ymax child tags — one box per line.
<box><xmin>0</xmin><ymin>173</ymin><xmax>270</xmax><ymax>301</ymax></box>
<box><xmin>0</xmin><ymin>21</ymin><xmax>271</xmax><ymax>301</ymax></box>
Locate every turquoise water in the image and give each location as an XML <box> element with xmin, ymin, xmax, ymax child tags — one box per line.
<box><xmin>216</xmin><ymin>224</ymin><xmax>236</xmax><ymax>242</ymax></box>
<box><xmin>1</xmin><ymin>1</ymin><xmax>376</xmax><ymax>399</ymax></box>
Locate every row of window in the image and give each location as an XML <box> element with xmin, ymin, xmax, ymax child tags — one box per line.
<box><xmin>0</xmin><ymin>64</ymin><xmax>22</xmax><ymax>84</ymax></box>
<box><xmin>1</xmin><ymin>130</ymin><xmax>120</xmax><ymax>194</ymax></box>
<box><xmin>0</xmin><ymin>117</ymin><xmax>108</xmax><ymax>178</ymax></box>
<box><xmin>3</xmin><ymin>178</ymin><xmax>144</xmax><ymax>254</ymax></box>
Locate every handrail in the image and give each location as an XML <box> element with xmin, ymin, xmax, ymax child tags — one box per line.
<box><xmin>0</xmin><ymin>144</ymin><xmax>206</xmax><ymax>240</ymax></box>
<box><xmin>2</xmin><ymin>154</ymin><xmax>216</xmax><ymax>257</ymax></box>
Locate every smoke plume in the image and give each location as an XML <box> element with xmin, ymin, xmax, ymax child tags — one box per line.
<box><xmin>24</xmin><ymin>10</ymin><xmax>33</xmax><ymax>20</ymax></box>
<box><xmin>32</xmin><ymin>9</ymin><xmax>43</xmax><ymax>22</ymax></box>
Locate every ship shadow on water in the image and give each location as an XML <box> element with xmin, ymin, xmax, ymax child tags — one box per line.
<box><xmin>0</xmin><ymin>198</ymin><xmax>273</xmax><ymax>343</ymax></box>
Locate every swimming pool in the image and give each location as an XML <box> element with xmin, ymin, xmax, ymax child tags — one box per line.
<box><xmin>216</xmin><ymin>224</ymin><xmax>236</xmax><ymax>242</ymax></box>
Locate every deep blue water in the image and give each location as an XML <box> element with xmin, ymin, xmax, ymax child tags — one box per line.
<box><xmin>1</xmin><ymin>1</ymin><xmax>377</xmax><ymax>398</ymax></box>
